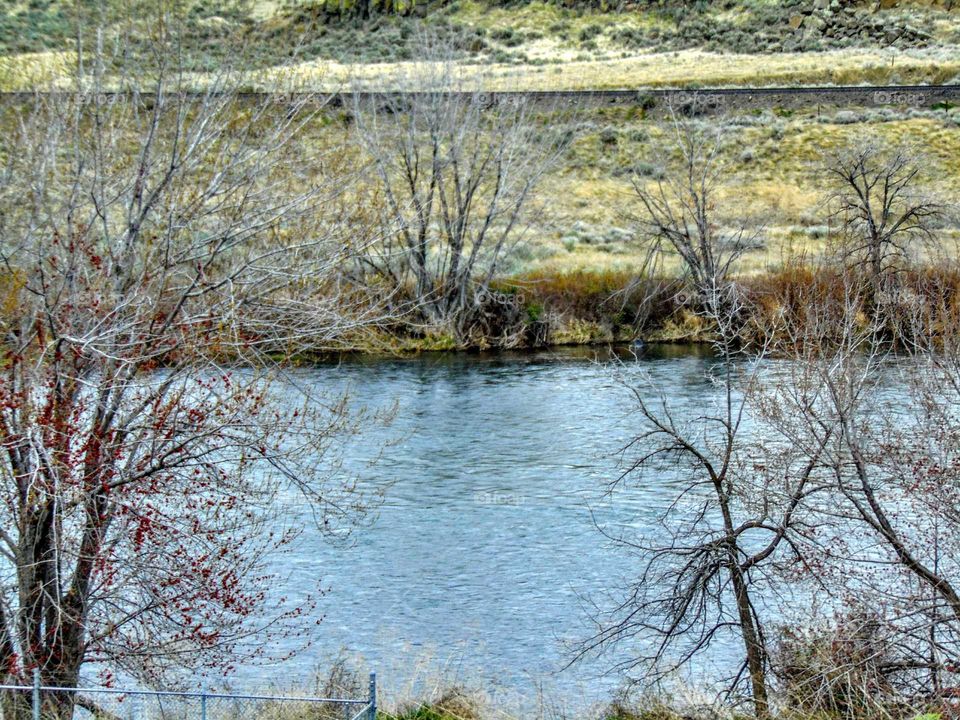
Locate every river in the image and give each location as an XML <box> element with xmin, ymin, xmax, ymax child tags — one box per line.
<box><xmin>255</xmin><ymin>344</ymin><xmax>742</xmax><ymax>713</ymax></box>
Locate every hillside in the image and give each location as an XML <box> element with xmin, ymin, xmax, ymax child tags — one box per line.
<box><xmin>1</xmin><ymin>0</ymin><xmax>959</xmax><ymax>89</ymax></box>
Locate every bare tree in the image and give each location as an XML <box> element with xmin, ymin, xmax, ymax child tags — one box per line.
<box><xmin>824</xmin><ymin>141</ymin><xmax>942</xmax><ymax>287</ymax></box>
<box><xmin>755</xmin><ymin>283</ymin><xmax>960</xmax><ymax>707</ymax></box>
<box><xmin>632</xmin><ymin>106</ymin><xmax>761</xmax><ymax>300</ymax></box>
<box><xmin>592</xmin><ymin>264</ymin><xmax>960</xmax><ymax>715</ymax></box>
<box><xmin>579</xmin><ymin>293</ymin><xmax>831</xmax><ymax>719</ymax></box>
<box><xmin>0</xmin><ymin>10</ymin><xmax>385</xmax><ymax>718</ymax></box>
<box><xmin>350</xmin><ymin>47</ymin><xmax>570</xmax><ymax>343</ymax></box>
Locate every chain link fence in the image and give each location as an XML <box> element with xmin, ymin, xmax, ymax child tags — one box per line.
<box><xmin>0</xmin><ymin>671</ymin><xmax>376</xmax><ymax>720</ymax></box>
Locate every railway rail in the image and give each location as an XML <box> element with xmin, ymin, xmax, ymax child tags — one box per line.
<box><xmin>2</xmin><ymin>84</ymin><xmax>957</xmax><ymax>113</ymax></box>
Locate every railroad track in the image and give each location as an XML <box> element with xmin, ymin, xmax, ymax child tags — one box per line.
<box><xmin>2</xmin><ymin>84</ymin><xmax>957</xmax><ymax>110</ymax></box>
<box><xmin>463</xmin><ymin>83</ymin><xmax>958</xmax><ymax>99</ymax></box>
<box><xmin>335</xmin><ymin>84</ymin><xmax>960</xmax><ymax>112</ymax></box>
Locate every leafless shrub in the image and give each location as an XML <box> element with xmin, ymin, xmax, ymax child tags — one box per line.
<box><xmin>746</xmin><ymin>278</ymin><xmax>960</xmax><ymax>711</ymax></box>
<box><xmin>773</xmin><ymin>612</ymin><xmax>909</xmax><ymax>720</ymax></box>
<box><xmin>631</xmin><ymin>107</ymin><xmax>763</xmax><ymax>298</ymax></box>
<box><xmin>350</xmin><ymin>39</ymin><xmax>572</xmax><ymax>344</ymax></box>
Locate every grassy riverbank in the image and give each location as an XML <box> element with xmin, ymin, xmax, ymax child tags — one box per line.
<box><xmin>351</xmin><ymin>263</ymin><xmax>960</xmax><ymax>355</ymax></box>
<box><xmin>379</xmin><ymin>692</ymin><xmax>718</xmax><ymax>720</ymax></box>
<box><xmin>339</xmin><ymin>103</ymin><xmax>960</xmax><ymax>353</ymax></box>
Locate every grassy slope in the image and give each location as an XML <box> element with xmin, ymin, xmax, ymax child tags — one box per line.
<box><xmin>4</xmin><ymin>46</ymin><xmax>959</xmax><ymax>91</ymax></box>
<box><xmin>510</xmin><ymin>108</ymin><xmax>960</xmax><ymax>279</ymax></box>
<box><xmin>2</xmin><ymin>0</ymin><xmax>960</xmax><ymax>89</ymax></box>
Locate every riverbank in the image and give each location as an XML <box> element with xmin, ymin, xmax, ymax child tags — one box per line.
<box><xmin>322</xmin><ymin>262</ymin><xmax>960</xmax><ymax>357</ymax></box>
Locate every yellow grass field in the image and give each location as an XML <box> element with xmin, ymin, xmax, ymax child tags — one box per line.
<box><xmin>2</xmin><ymin>45</ymin><xmax>958</xmax><ymax>92</ymax></box>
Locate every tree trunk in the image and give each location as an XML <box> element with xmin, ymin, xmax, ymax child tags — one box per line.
<box><xmin>718</xmin><ymin>486</ymin><xmax>770</xmax><ymax>720</ymax></box>
<box><xmin>729</xmin><ymin>558</ymin><xmax>771</xmax><ymax>720</ymax></box>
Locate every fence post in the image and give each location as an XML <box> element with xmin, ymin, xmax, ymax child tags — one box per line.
<box><xmin>31</xmin><ymin>668</ymin><xmax>40</xmax><ymax>720</ymax></box>
<box><xmin>200</xmin><ymin>684</ymin><xmax>207</xmax><ymax>720</ymax></box>
<box><xmin>368</xmin><ymin>672</ymin><xmax>376</xmax><ymax>720</ymax></box>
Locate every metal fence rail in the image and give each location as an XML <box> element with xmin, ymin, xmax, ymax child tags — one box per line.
<box><xmin>0</xmin><ymin>671</ymin><xmax>376</xmax><ymax>720</ymax></box>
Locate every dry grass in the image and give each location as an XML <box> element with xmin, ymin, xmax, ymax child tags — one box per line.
<box><xmin>277</xmin><ymin>47</ymin><xmax>960</xmax><ymax>92</ymax></box>
<box><xmin>0</xmin><ymin>50</ymin><xmax>72</xmax><ymax>88</ymax></box>
<box><xmin>4</xmin><ymin>0</ymin><xmax>960</xmax><ymax>91</ymax></box>
<box><xmin>524</xmin><ymin>112</ymin><xmax>960</xmax><ymax>276</ymax></box>
<box><xmin>3</xmin><ymin>45</ymin><xmax>960</xmax><ymax>92</ymax></box>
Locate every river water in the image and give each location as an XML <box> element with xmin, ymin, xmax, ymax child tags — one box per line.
<box><xmin>256</xmin><ymin>344</ymin><xmax>738</xmax><ymax>711</ymax></box>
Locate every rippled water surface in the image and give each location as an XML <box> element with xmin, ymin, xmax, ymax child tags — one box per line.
<box><xmin>257</xmin><ymin>344</ymin><xmax>728</xmax><ymax>709</ymax></box>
